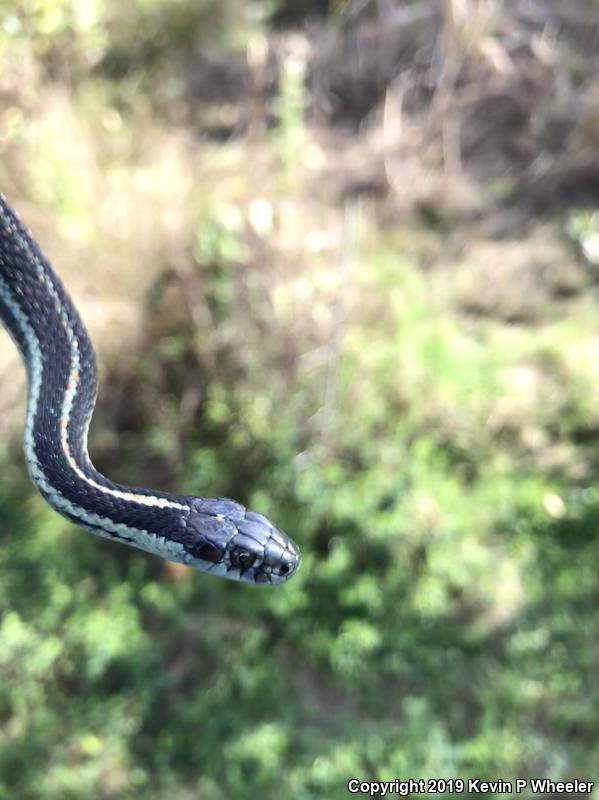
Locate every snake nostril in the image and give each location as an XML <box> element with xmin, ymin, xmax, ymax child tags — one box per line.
<box><xmin>279</xmin><ymin>562</ymin><xmax>291</xmax><ymax>576</ymax></box>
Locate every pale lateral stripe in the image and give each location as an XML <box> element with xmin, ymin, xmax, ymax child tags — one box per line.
<box><xmin>30</xmin><ymin>253</ymin><xmax>188</xmax><ymax>513</ymax></box>
<box><xmin>0</xmin><ymin>272</ymin><xmax>192</xmax><ymax>563</ymax></box>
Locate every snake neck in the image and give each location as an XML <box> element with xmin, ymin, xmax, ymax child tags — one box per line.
<box><xmin>0</xmin><ymin>197</ymin><xmax>191</xmax><ymax>545</ymax></box>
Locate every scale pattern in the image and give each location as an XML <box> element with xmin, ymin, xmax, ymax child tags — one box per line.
<box><xmin>0</xmin><ymin>195</ymin><xmax>300</xmax><ymax>585</ymax></box>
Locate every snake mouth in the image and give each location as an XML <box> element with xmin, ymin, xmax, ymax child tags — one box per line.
<box><xmin>261</xmin><ymin>525</ymin><xmax>301</xmax><ymax>583</ymax></box>
<box><xmin>225</xmin><ymin>510</ymin><xmax>301</xmax><ymax>585</ymax></box>
<box><xmin>265</xmin><ymin>547</ymin><xmax>302</xmax><ymax>584</ymax></box>
<box><xmin>234</xmin><ymin>531</ymin><xmax>301</xmax><ymax>585</ymax></box>
<box><xmin>230</xmin><ymin>527</ymin><xmax>301</xmax><ymax>585</ymax></box>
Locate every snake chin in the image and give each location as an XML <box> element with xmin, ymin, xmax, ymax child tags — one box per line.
<box><xmin>247</xmin><ymin>527</ymin><xmax>301</xmax><ymax>585</ymax></box>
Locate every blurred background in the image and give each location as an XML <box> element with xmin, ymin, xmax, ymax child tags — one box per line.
<box><xmin>1</xmin><ymin>0</ymin><xmax>599</xmax><ymax>797</ymax></box>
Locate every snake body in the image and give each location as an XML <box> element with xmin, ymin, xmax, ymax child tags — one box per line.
<box><xmin>0</xmin><ymin>195</ymin><xmax>300</xmax><ymax>584</ymax></box>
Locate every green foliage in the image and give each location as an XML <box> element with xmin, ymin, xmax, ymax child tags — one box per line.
<box><xmin>1</xmin><ymin>1</ymin><xmax>599</xmax><ymax>798</ymax></box>
<box><xmin>0</xmin><ymin>0</ymin><xmax>265</xmax><ymax>79</ymax></box>
<box><xmin>270</xmin><ymin>44</ymin><xmax>309</xmax><ymax>171</ymax></box>
<box><xmin>567</xmin><ymin>209</ymin><xmax>599</xmax><ymax>265</ymax></box>
<box><xmin>2</xmin><ymin>241</ymin><xmax>598</xmax><ymax>796</ymax></box>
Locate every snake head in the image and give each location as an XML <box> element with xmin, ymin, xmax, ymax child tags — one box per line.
<box><xmin>183</xmin><ymin>500</ymin><xmax>301</xmax><ymax>585</ymax></box>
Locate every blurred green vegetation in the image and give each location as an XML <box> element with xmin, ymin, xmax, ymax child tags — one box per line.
<box><xmin>1</xmin><ymin>1</ymin><xmax>599</xmax><ymax>799</ymax></box>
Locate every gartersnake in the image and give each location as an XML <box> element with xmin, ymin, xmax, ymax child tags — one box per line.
<box><xmin>0</xmin><ymin>195</ymin><xmax>300</xmax><ymax>584</ymax></box>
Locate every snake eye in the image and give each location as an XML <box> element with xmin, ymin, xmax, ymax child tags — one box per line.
<box><xmin>230</xmin><ymin>547</ymin><xmax>256</xmax><ymax>571</ymax></box>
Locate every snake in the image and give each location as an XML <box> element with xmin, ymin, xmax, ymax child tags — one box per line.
<box><xmin>0</xmin><ymin>194</ymin><xmax>300</xmax><ymax>585</ymax></box>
